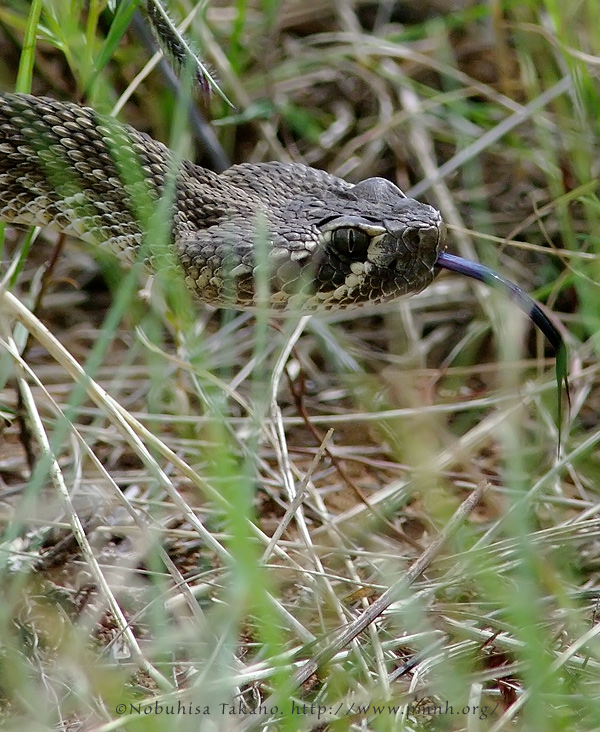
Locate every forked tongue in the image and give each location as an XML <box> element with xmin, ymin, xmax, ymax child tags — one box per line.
<box><xmin>436</xmin><ymin>252</ymin><xmax>569</xmax><ymax>441</ymax></box>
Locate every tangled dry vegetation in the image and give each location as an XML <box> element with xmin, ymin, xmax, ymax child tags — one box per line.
<box><xmin>0</xmin><ymin>0</ymin><xmax>599</xmax><ymax>730</ymax></box>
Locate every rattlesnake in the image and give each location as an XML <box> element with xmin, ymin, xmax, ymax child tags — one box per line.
<box><xmin>0</xmin><ymin>92</ymin><xmax>445</xmax><ymax>312</ymax></box>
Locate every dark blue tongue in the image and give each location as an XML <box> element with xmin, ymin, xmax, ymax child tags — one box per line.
<box><xmin>436</xmin><ymin>251</ymin><xmax>569</xmax><ymax>433</ymax></box>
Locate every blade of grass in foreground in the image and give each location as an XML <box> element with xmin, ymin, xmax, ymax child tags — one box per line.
<box><xmin>436</xmin><ymin>252</ymin><xmax>569</xmax><ymax>437</ymax></box>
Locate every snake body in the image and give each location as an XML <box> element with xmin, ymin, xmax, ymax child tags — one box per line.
<box><xmin>0</xmin><ymin>92</ymin><xmax>445</xmax><ymax>311</ymax></box>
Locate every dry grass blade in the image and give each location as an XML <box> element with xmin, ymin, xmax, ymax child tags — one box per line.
<box><xmin>0</xmin><ymin>1</ymin><xmax>598</xmax><ymax>730</ymax></box>
<box><xmin>291</xmin><ymin>481</ymin><xmax>487</xmax><ymax>693</ymax></box>
<box><xmin>2</xmin><ymin>332</ymin><xmax>173</xmax><ymax>692</ymax></box>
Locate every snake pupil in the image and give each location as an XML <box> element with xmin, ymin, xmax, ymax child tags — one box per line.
<box><xmin>331</xmin><ymin>226</ymin><xmax>370</xmax><ymax>259</ymax></box>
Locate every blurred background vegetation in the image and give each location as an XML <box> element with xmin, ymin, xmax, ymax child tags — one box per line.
<box><xmin>0</xmin><ymin>0</ymin><xmax>599</xmax><ymax>729</ymax></box>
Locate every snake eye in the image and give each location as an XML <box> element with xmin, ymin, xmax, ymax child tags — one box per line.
<box><xmin>330</xmin><ymin>227</ymin><xmax>371</xmax><ymax>258</ymax></box>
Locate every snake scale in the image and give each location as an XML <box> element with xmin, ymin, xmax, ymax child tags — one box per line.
<box><xmin>0</xmin><ymin>92</ymin><xmax>445</xmax><ymax>312</ymax></box>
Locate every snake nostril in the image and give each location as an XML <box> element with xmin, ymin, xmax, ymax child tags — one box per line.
<box><xmin>403</xmin><ymin>228</ymin><xmax>423</xmax><ymax>252</ymax></box>
<box><xmin>403</xmin><ymin>224</ymin><xmax>443</xmax><ymax>255</ymax></box>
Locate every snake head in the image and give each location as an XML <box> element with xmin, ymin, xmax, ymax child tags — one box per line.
<box><xmin>304</xmin><ymin>176</ymin><xmax>446</xmax><ymax>310</ymax></box>
<box><xmin>210</xmin><ymin>163</ymin><xmax>445</xmax><ymax>311</ymax></box>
